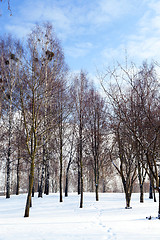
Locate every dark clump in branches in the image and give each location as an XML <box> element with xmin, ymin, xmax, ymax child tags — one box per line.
<box><xmin>5</xmin><ymin>60</ymin><xmax>9</xmax><ymax>65</ymax></box>
<box><xmin>10</xmin><ymin>53</ymin><xmax>18</xmax><ymax>62</ymax></box>
<box><xmin>45</xmin><ymin>50</ymin><xmax>54</xmax><ymax>61</ymax></box>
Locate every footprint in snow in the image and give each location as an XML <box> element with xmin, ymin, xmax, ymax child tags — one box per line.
<box><xmin>107</xmin><ymin>228</ymin><xmax>117</xmax><ymax>240</ymax></box>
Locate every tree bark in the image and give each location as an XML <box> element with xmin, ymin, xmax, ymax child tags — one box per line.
<box><xmin>6</xmin><ymin>151</ymin><xmax>11</xmax><ymax>199</ymax></box>
<box><xmin>65</xmin><ymin>159</ymin><xmax>72</xmax><ymax>197</ymax></box>
<box><xmin>95</xmin><ymin>184</ymin><xmax>99</xmax><ymax>201</ymax></box>
<box><xmin>80</xmin><ymin>161</ymin><xmax>83</xmax><ymax>208</ymax></box>
<box><xmin>38</xmin><ymin>164</ymin><xmax>44</xmax><ymax>198</ymax></box>
<box><xmin>77</xmin><ymin>154</ymin><xmax>81</xmax><ymax>195</ymax></box>
<box><xmin>59</xmin><ymin>122</ymin><xmax>63</xmax><ymax>203</ymax></box>
<box><xmin>16</xmin><ymin>157</ymin><xmax>20</xmax><ymax>195</ymax></box>
<box><xmin>79</xmin><ymin>119</ymin><xmax>83</xmax><ymax>208</ymax></box>
<box><xmin>6</xmin><ymin>99</ymin><xmax>12</xmax><ymax>199</ymax></box>
<box><xmin>24</xmin><ymin>159</ymin><xmax>34</xmax><ymax>217</ymax></box>
<box><xmin>153</xmin><ymin>188</ymin><xmax>157</xmax><ymax>202</ymax></box>
<box><xmin>65</xmin><ymin>146</ymin><xmax>73</xmax><ymax>197</ymax></box>
<box><xmin>38</xmin><ymin>147</ymin><xmax>45</xmax><ymax>198</ymax></box>
<box><xmin>65</xmin><ymin>173</ymin><xmax>69</xmax><ymax>197</ymax></box>
<box><xmin>125</xmin><ymin>192</ymin><xmax>131</xmax><ymax>208</ymax></box>
<box><xmin>149</xmin><ymin>180</ymin><xmax>153</xmax><ymax>199</ymax></box>
<box><xmin>140</xmin><ymin>184</ymin><xmax>144</xmax><ymax>203</ymax></box>
<box><xmin>32</xmin><ymin>181</ymin><xmax>35</xmax><ymax>197</ymax></box>
<box><xmin>94</xmin><ymin>159</ymin><xmax>99</xmax><ymax>201</ymax></box>
<box><xmin>44</xmin><ymin>165</ymin><xmax>49</xmax><ymax>195</ymax></box>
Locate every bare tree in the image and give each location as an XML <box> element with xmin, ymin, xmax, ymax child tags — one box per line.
<box><xmin>64</xmin><ymin>117</ymin><xmax>77</xmax><ymax>197</ymax></box>
<box><xmin>71</xmin><ymin>71</ymin><xmax>89</xmax><ymax>208</ymax></box>
<box><xmin>19</xmin><ymin>23</ymin><xmax>67</xmax><ymax>217</ymax></box>
<box><xmin>84</xmin><ymin>87</ymin><xmax>109</xmax><ymax>201</ymax></box>
<box><xmin>0</xmin><ymin>35</ymin><xmax>21</xmax><ymax>198</ymax></box>
<box><xmin>100</xmin><ymin>60</ymin><xmax>160</xmax><ymax>206</ymax></box>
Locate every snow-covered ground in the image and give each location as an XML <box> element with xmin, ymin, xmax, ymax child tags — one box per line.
<box><xmin>0</xmin><ymin>192</ymin><xmax>160</xmax><ymax>240</ymax></box>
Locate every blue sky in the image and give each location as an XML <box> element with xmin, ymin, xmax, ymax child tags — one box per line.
<box><xmin>1</xmin><ymin>0</ymin><xmax>160</xmax><ymax>78</ymax></box>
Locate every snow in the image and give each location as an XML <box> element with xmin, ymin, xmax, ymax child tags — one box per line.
<box><xmin>0</xmin><ymin>192</ymin><xmax>160</xmax><ymax>240</ymax></box>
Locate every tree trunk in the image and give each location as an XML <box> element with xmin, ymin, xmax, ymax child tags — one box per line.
<box><xmin>140</xmin><ymin>184</ymin><xmax>144</xmax><ymax>203</ymax></box>
<box><xmin>6</xmin><ymin>149</ymin><xmax>11</xmax><ymax>199</ymax></box>
<box><xmin>125</xmin><ymin>192</ymin><xmax>131</xmax><ymax>208</ymax></box>
<box><xmin>94</xmin><ymin>163</ymin><xmax>99</xmax><ymax>201</ymax></box>
<box><xmin>32</xmin><ymin>181</ymin><xmax>35</xmax><ymax>197</ymax></box>
<box><xmin>78</xmin><ymin>161</ymin><xmax>81</xmax><ymax>195</ymax></box>
<box><xmin>59</xmin><ymin>94</ymin><xmax>63</xmax><ymax>203</ymax></box>
<box><xmin>149</xmin><ymin>179</ymin><xmax>153</xmax><ymax>199</ymax></box>
<box><xmin>59</xmin><ymin>131</ymin><xmax>63</xmax><ymax>203</ymax></box>
<box><xmin>151</xmin><ymin>177</ymin><xmax>156</xmax><ymax>202</ymax></box>
<box><xmin>153</xmin><ymin>188</ymin><xmax>157</xmax><ymax>202</ymax></box>
<box><xmin>95</xmin><ymin>184</ymin><xmax>99</xmax><ymax>201</ymax></box>
<box><xmin>24</xmin><ymin>159</ymin><xmax>34</xmax><ymax>217</ymax></box>
<box><xmin>38</xmin><ymin>165</ymin><xmax>44</xmax><ymax>198</ymax></box>
<box><xmin>79</xmin><ymin>121</ymin><xmax>83</xmax><ymax>208</ymax></box>
<box><xmin>65</xmin><ymin>160</ymin><xmax>72</xmax><ymax>197</ymax></box>
<box><xmin>38</xmin><ymin>148</ymin><xmax>45</xmax><ymax>198</ymax></box>
<box><xmin>65</xmin><ymin>153</ymin><xmax>73</xmax><ymax>197</ymax></box>
<box><xmin>6</xmin><ymin>87</ymin><xmax>13</xmax><ymax>199</ymax></box>
<box><xmin>6</xmin><ymin>108</ymin><xmax>12</xmax><ymax>199</ymax></box>
<box><xmin>65</xmin><ymin>173</ymin><xmax>68</xmax><ymax>197</ymax></box>
<box><xmin>122</xmin><ymin>178</ymin><xmax>132</xmax><ymax>209</ymax></box>
<box><xmin>80</xmin><ymin>163</ymin><xmax>83</xmax><ymax>208</ymax></box>
<box><xmin>37</xmin><ymin>165</ymin><xmax>40</xmax><ymax>193</ymax></box>
<box><xmin>16</xmin><ymin>157</ymin><xmax>20</xmax><ymax>195</ymax></box>
<box><xmin>44</xmin><ymin>165</ymin><xmax>49</xmax><ymax>195</ymax></box>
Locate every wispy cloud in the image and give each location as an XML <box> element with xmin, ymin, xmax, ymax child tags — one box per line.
<box><xmin>2</xmin><ymin>0</ymin><xmax>134</xmax><ymax>39</ymax></box>
<box><xmin>100</xmin><ymin>0</ymin><xmax>160</xmax><ymax>66</ymax></box>
<box><xmin>1</xmin><ymin>0</ymin><xmax>160</xmax><ymax>77</ymax></box>
<box><xmin>98</xmin><ymin>0</ymin><xmax>131</xmax><ymax>18</ymax></box>
<box><xmin>5</xmin><ymin>23</ymin><xmax>34</xmax><ymax>38</ymax></box>
<box><xmin>65</xmin><ymin>42</ymin><xmax>94</xmax><ymax>58</ymax></box>
<box><xmin>127</xmin><ymin>1</ymin><xmax>160</xmax><ymax>61</ymax></box>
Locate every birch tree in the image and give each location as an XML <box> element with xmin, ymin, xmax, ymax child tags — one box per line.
<box><xmin>19</xmin><ymin>23</ymin><xmax>67</xmax><ymax>217</ymax></box>
<box><xmin>0</xmin><ymin>35</ymin><xmax>20</xmax><ymax>198</ymax></box>
<box><xmin>85</xmin><ymin>88</ymin><xmax>108</xmax><ymax>201</ymax></box>
<box><xmin>71</xmin><ymin>71</ymin><xmax>88</xmax><ymax>208</ymax></box>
